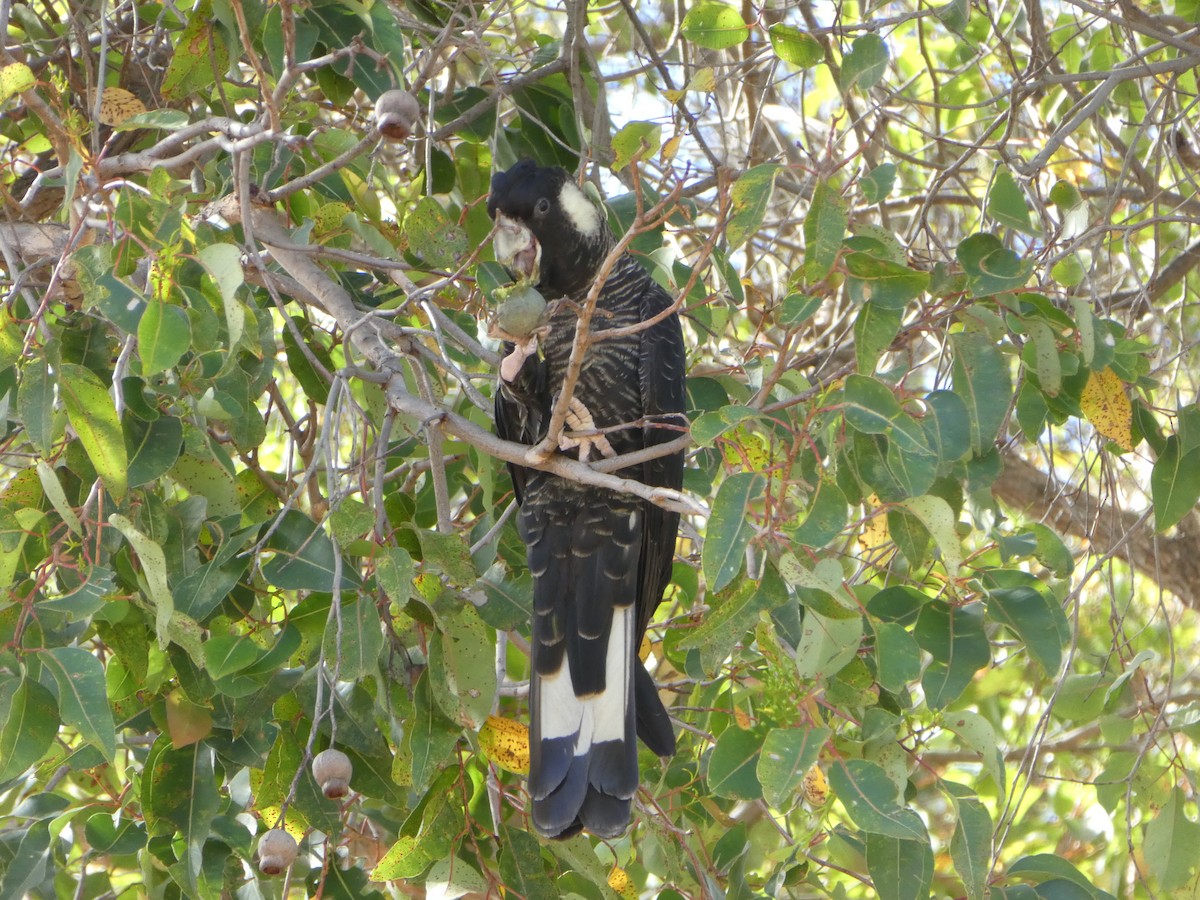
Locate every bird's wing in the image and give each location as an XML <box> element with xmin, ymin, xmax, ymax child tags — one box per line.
<box><xmin>494</xmin><ymin>350</ymin><xmax>547</xmax><ymax>505</ymax></box>
<box><xmin>632</xmin><ymin>279</ymin><xmax>687</xmax><ymax>758</ymax></box>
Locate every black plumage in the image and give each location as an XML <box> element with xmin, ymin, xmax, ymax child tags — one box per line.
<box><xmin>487</xmin><ymin>161</ymin><xmax>686</xmax><ymax>839</ymax></box>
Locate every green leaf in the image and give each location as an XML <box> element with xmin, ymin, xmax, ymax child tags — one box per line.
<box><xmin>839</xmin><ymin>34</ymin><xmax>890</xmax><ymax>91</ymax></box>
<box><xmin>1007</xmin><ymin>854</ymin><xmax>1110</xmax><ymax>894</ymax></box>
<box><xmin>866</xmin><ymin>832</ymin><xmax>934</xmax><ymax>900</ymax></box>
<box><xmin>956</xmin><ymin>233</ymin><xmax>1033</xmax><ymax>297</ymax></box>
<box><xmin>34</xmin><ymin>459</ymin><xmax>82</xmax><ymax>536</ymax></box>
<box><xmin>173</xmin><ymin>557</ymin><xmax>246</xmax><ymax>622</ymax></box>
<box><xmin>944</xmin><ymin>711</ymin><xmax>1007</xmax><ymax>800</ymax></box>
<box><xmin>323</xmin><ymin>595</ymin><xmax>384</xmax><ymax>682</ymax></box>
<box><xmin>140</xmin><ymin>738</ymin><xmax>220</xmax><ymax>894</ymax></box>
<box><xmin>374</xmin><ymin>835</ymin><xmax>429</xmax><ymax>881</ymax></box>
<box><xmin>921</xmin><ymin>390</ymin><xmax>972</xmax><ymax>465</ymax></box>
<box><xmin>202</xmin><ymin>634</ymin><xmax>261</xmax><ymax>680</ymax></box>
<box><xmin>803</xmin><ymin>181</ymin><xmax>848</xmax><ymax>281</ymax></box>
<box><xmin>405</xmin><ymin>671</ymin><xmax>460</xmax><ymax>793</ymax></box>
<box><xmin>18</xmin><ymin>359</ymin><xmax>58</xmax><ymax>456</ymax></box>
<box><xmin>37</xmin><ymin>565</ymin><xmax>114</xmax><ymax>622</ymax></box>
<box><xmin>845</xmin><ymin>252</ymin><xmax>930</xmax><ymax>309</ymax></box>
<box><xmin>415</xmin><ymin>527</ymin><xmax>477</xmax><ymax>584</ymax></box>
<box><xmin>872</xmin><ymin>622</ymin><xmax>921</xmax><ymax>693</ymax></box>
<box><xmin>779</xmin><ymin>293</ymin><xmax>824</xmax><ymax>326</ymax></box>
<box><xmin>160</xmin><ymin>0</ymin><xmax>229</xmax><ymax>102</ymax></box>
<box><xmin>1050</xmin><ymin>179</ymin><xmax>1084</xmax><ymax>210</ymax></box>
<box><xmin>1151</xmin><ymin>436</ymin><xmax>1200</xmax><ymax>531</ymax></box>
<box><xmin>611</xmin><ymin>121</ymin><xmax>662</xmax><ymax>170</ymax></box>
<box><xmin>702</xmin><ymin>472</ymin><xmax>765</xmax><ymax>592</ymax></box>
<box><xmin>681</xmin><ymin>3</ymin><xmax>750</xmax><ymax>49</ymax></box>
<box><xmin>1144</xmin><ymin>788</ymin><xmax>1200</xmax><ymax>891</ymax></box>
<box><xmin>769</xmin><ymin>24</ymin><xmax>823</xmax><ymax>67</ymax></box>
<box><xmin>499</xmin><ymin>824</ymin><xmax>558</xmax><ymax>900</ymax></box>
<box><xmin>987</xmin><ymin>586</ymin><xmax>1069</xmax><ymax>674</ymax></box>
<box><xmin>987</xmin><ymin>166</ymin><xmax>1038</xmax><ymax>235</ymax></box>
<box><xmin>679</xmin><ymin>567</ymin><xmax>788</xmax><ymax>675</ymax></box>
<box><xmin>726</xmin><ymin>164</ymin><xmax>780</xmax><ymax>250</ymax></box>
<box><xmin>109</xmin><ymin>512</ymin><xmax>176</xmax><ymax>647</ymax></box>
<box><xmin>900</xmin><ymin>494</ymin><xmax>963</xmax><ymax>576</ymax></box>
<box><xmin>197</xmin><ymin>242</ymin><xmax>245</xmax><ymax>348</ymax></box>
<box><xmin>59</xmin><ymin>363</ymin><xmax>128</xmax><ymax>500</ymax></box>
<box><xmin>776</xmin><ymin>554</ymin><xmax>856</xmax><ymax>617</ymax></box>
<box><xmin>791</xmin><ymin>480</ymin><xmax>849</xmax><ymax>549</ymax></box>
<box><xmin>262</xmin><ymin>509</ymin><xmax>361</xmax><ymax>591</ymax></box>
<box><xmin>1025</xmin><ymin>522</ymin><xmax>1075</xmax><ymax>577</ymax></box>
<box><xmin>1022</xmin><ymin>319</ymin><xmax>1062</xmax><ymax>397</ymax></box>
<box><xmin>855</xmin><ymin>301</ymin><xmax>903</xmax><ymax>373</ymax></box>
<box><xmin>936</xmin><ymin>0</ymin><xmax>970</xmax><ymax>34</ymax></box>
<box><xmin>690</xmin><ymin>405</ymin><xmax>764</xmax><ymax>446</ymax></box>
<box><xmin>36</xmin><ymin>647</ymin><xmax>116</xmax><ymax>760</ymax></box>
<box><xmin>426</xmin><ymin>855</ymin><xmax>488</xmax><ymax>899</ymax></box>
<box><xmin>950</xmin><ymin>331</ymin><xmax>1013</xmax><ymax>455</ymax></box>
<box><xmin>861</xmin><ymin>163</ymin><xmax>897</xmax><ymax>204</ymax></box>
<box><xmin>0</xmin><ymin>678</ymin><xmax>59</xmax><ymax>781</ymax></box>
<box><xmin>708</xmin><ymin>726</ymin><xmax>764</xmax><ymax>800</ymax></box>
<box><xmin>125</xmin><ymin>415</ymin><xmax>184</xmax><ymax>488</ymax></box>
<box><xmin>757</xmin><ymin>726</ymin><xmax>830</xmax><ymax>808</ymax></box>
<box><xmin>844</xmin><ymin>374</ymin><xmax>904</xmax><ymax>434</ymax></box>
<box><xmin>795</xmin><ymin>609</ymin><xmax>863</xmax><ymax>680</ymax></box>
<box><xmin>404</xmin><ymin>196</ymin><xmax>467</xmax><ymax>267</ymax></box>
<box><xmin>830</xmin><ymin>759</ymin><xmax>926</xmax><ymax>840</ymax></box>
<box><xmin>913</xmin><ymin>601</ymin><xmax>989</xmax><ymax>708</ymax></box>
<box><xmin>428</xmin><ymin>603</ymin><xmax>495</xmax><ymax>729</ymax></box>
<box><xmin>138</xmin><ymin>298</ymin><xmax>192</xmax><ymax>376</ymax></box>
<box><xmin>951</xmin><ymin>796</ymin><xmax>993</xmax><ymax>900</ymax></box>
<box><xmin>0</xmin><ymin>819</ymin><xmax>51</xmax><ymax>898</ymax></box>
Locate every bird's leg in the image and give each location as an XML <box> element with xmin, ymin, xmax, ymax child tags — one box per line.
<box><xmin>559</xmin><ymin>397</ymin><xmax>617</xmax><ymax>461</ymax></box>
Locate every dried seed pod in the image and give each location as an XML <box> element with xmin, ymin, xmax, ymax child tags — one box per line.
<box><xmin>374</xmin><ymin>90</ymin><xmax>420</xmax><ymax>142</ymax></box>
<box><xmin>257</xmin><ymin>828</ymin><xmax>298</xmax><ymax>876</ymax></box>
<box><xmin>311</xmin><ymin>748</ymin><xmax>353</xmax><ymax>799</ymax></box>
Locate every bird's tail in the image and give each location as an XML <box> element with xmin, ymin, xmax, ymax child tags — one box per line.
<box><xmin>524</xmin><ymin>503</ymin><xmax>674</xmax><ymax>839</ymax></box>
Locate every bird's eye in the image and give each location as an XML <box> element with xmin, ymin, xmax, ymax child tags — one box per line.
<box><xmin>534</xmin><ymin>197</ymin><xmax>551</xmax><ymax>217</ymax></box>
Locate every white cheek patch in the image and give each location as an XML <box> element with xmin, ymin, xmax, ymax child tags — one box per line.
<box><xmin>558</xmin><ymin>181</ymin><xmax>602</xmax><ymax>237</ymax></box>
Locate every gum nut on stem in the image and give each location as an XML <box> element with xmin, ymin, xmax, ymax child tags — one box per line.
<box><xmin>258</xmin><ymin>828</ymin><xmax>299</xmax><ymax>875</ymax></box>
<box><xmin>493</xmin><ymin>283</ymin><xmax>548</xmax><ymax>339</ymax></box>
<box><xmin>312</xmin><ymin>748</ymin><xmax>353</xmax><ymax>799</ymax></box>
<box><xmin>374</xmin><ymin>89</ymin><xmax>420</xmax><ymax>141</ymax></box>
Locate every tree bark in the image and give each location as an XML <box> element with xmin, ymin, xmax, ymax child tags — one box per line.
<box><xmin>993</xmin><ymin>452</ymin><xmax>1200</xmax><ymax>608</ymax></box>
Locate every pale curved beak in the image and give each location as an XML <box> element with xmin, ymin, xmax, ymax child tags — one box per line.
<box><xmin>493</xmin><ymin>213</ymin><xmax>541</xmax><ymax>284</ymax></box>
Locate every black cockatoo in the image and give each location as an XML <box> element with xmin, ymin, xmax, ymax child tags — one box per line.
<box><xmin>487</xmin><ymin>160</ymin><xmax>686</xmax><ymax>839</ymax></box>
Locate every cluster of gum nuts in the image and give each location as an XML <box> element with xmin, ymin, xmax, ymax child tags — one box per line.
<box><xmin>257</xmin><ymin>748</ymin><xmax>353</xmax><ymax>875</ymax></box>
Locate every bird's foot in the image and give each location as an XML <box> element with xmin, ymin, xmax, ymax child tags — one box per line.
<box><xmin>497</xmin><ymin>330</ymin><xmax>544</xmax><ymax>383</ymax></box>
<box><xmin>559</xmin><ymin>398</ymin><xmax>616</xmax><ymax>461</ymax></box>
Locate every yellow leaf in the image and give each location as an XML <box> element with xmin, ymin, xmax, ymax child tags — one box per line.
<box><xmin>414</xmin><ymin>572</ymin><xmax>442</xmax><ymax>603</ymax></box>
<box><xmin>255</xmin><ymin>807</ymin><xmax>306</xmax><ymax>842</ymax></box>
<box><xmin>313</xmin><ymin>201</ymin><xmax>351</xmax><ymax>235</ymax></box>
<box><xmin>858</xmin><ymin>495</ymin><xmax>891</xmax><ymax>553</ymax></box>
<box><xmin>479</xmin><ymin>715</ymin><xmax>530</xmax><ymax>775</ymax></box>
<box><xmin>1080</xmin><ymin>367</ymin><xmax>1133</xmax><ymax>451</ymax></box>
<box><xmin>721</xmin><ymin>425</ymin><xmax>771</xmax><ymax>470</ymax></box>
<box><xmin>802</xmin><ymin>763</ymin><xmax>829</xmax><ymax>806</ymax></box>
<box><xmin>639</xmin><ymin>634</ymin><xmax>652</xmax><ymax>662</ymax></box>
<box><xmin>661</xmin><ymin>134</ymin><xmax>682</xmax><ymax>163</ymax></box>
<box><xmin>608</xmin><ymin>866</ymin><xmax>638</xmax><ymax>900</ymax></box>
<box><xmin>687</xmin><ymin>67</ymin><xmax>716</xmax><ymax>92</ymax></box>
<box><xmin>98</xmin><ymin>87</ymin><xmax>146</xmax><ymax>126</ymax></box>
<box><xmin>0</xmin><ymin>62</ymin><xmax>35</xmax><ymax>102</ymax></box>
